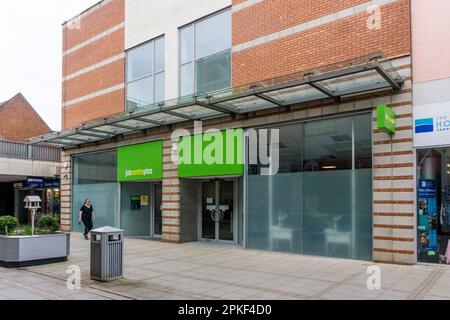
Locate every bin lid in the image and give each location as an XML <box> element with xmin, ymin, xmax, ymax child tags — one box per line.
<box><xmin>91</xmin><ymin>226</ymin><xmax>124</xmax><ymax>233</ymax></box>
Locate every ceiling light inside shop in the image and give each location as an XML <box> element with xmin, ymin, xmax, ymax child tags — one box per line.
<box><xmin>322</xmin><ymin>166</ymin><xmax>338</xmax><ymax>169</ymax></box>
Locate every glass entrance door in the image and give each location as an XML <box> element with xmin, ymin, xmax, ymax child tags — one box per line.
<box><xmin>201</xmin><ymin>180</ymin><xmax>235</xmax><ymax>242</ymax></box>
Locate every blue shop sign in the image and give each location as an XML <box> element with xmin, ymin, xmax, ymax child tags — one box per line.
<box><xmin>25</xmin><ymin>177</ymin><xmax>60</xmax><ymax>189</ymax></box>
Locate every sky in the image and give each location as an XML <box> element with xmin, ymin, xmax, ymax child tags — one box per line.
<box><xmin>0</xmin><ymin>0</ymin><xmax>99</xmax><ymax>131</ymax></box>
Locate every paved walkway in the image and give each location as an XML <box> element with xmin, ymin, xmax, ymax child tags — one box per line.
<box><xmin>1</xmin><ymin>234</ymin><xmax>450</xmax><ymax>300</ymax></box>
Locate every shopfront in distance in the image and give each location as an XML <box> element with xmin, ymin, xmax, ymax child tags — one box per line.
<box><xmin>15</xmin><ymin>177</ymin><xmax>60</xmax><ymax>224</ymax></box>
<box><xmin>71</xmin><ymin>141</ymin><xmax>163</xmax><ymax>238</ymax></box>
<box><xmin>415</xmin><ymin>102</ymin><xmax>450</xmax><ymax>264</ymax></box>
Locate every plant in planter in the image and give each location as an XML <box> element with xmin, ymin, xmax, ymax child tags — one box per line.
<box><xmin>0</xmin><ymin>215</ymin><xmax>70</xmax><ymax>268</ymax></box>
<box><xmin>0</xmin><ymin>216</ymin><xmax>19</xmax><ymax>236</ymax></box>
<box><xmin>37</xmin><ymin>216</ymin><xmax>60</xmax><ymax>234</ymax></box>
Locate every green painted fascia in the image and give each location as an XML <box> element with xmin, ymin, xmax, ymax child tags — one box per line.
<box><xmin>178</xmin><ymin>129</ymin><xmax>244</xmax><ymax>178</ymax></box>
<box><xmin>117</xmin><ymin>141</ymin><xmax>163</xmax><ymax>182</ymax></box>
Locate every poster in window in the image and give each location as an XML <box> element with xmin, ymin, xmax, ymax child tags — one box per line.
<box><xmin>418</xmin><ymin>180</ymin><xmax>438</xmax><ymax>259</ymax></box>
<box><xmin>131</xmin><ymin>196</ymin><xmax>141</xmax><ymax>210</ymax></box>
<box><xmin>140</xmin><ymin>195</ymin><xmax>149</xmax><ymax>206</ymax></box>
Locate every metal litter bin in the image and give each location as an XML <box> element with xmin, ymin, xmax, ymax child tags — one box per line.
<box><xmin>90</xmin><ymin>226</ymin><xmax>124</xmax><ymax>281</ymax></box>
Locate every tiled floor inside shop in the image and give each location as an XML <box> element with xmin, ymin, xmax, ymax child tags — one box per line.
<box><xmin>1</xmin><ymin>234</ymin><xmax>450</xmax><ymax>300</ymax></box>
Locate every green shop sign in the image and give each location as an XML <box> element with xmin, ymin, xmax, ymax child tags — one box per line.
<box><xmin>178</xmin><ymin>129</ymin><xmax>244</xmax><ymax>178</ymax></box>
<box><xmin>376</xmin><ymin>104</ymin><xmax>396</xmax><ymax>134</ymax></box>
<box><xmin>117</xmin><ymin>141</ymin><xmax>163</xmax><ymax>181</ymax></box>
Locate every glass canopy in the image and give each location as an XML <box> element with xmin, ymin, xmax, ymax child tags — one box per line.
<box><xmin>30</xmin><ymin>52</ymin><xmax>403</xmax><ymax>148</ymax></box>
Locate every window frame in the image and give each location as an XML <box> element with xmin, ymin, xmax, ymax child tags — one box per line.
<box><xmin>126</xmin><ymin>35</ymin><xmax>165</xmax><ymax>110</ymax></box>
<box><xmin>178</xmin><ymin>7</ymin><xmax>232</xmax><ymax>98</ymax></box>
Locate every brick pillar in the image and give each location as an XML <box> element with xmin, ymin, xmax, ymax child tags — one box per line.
<box><xmin>372</xmin><ymin>57</ymin><xmax>416</xmax><ymax>264</ymax></box>
<box><xmin>60</xmin><ymin>151</ymin><xmax>72</xmax><ymax>232</ymax></box>
<box><xmin>161</xmin><ymin>136</ymin><xmax>181</xmax><ymax>243</ymax></box>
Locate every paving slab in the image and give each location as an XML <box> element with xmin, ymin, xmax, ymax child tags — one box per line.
<box><xmin>0</xmin><ymin>233</ymin><xmax>449</xmax><ymax>300</ymax></box>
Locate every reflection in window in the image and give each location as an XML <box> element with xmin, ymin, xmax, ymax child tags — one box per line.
<box><xmin>196</xmin><ymin>51</ymin><xmax>232</xmax><ymax>94</ymax></box>
<box><xmin>73</xmin><ymin>151</ymin><xmax>117</xmax><ymax>185</ymax></box>
<box><xmin>126</xmin><ymin>37</ymin><xmax>165</xmax><ymax>110</ymax></box>
<box><xmin>179</xmin><ymin>9</ymin><xmax>231</xmax><ymax>97</ymax></box>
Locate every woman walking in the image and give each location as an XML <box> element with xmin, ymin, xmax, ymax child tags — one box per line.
<box><xmin>78</xmin><ymin>199</ymin><xmax>95</xmax><ymax>240</ymax></box>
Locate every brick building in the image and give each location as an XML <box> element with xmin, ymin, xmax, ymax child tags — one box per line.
<box><xmin>0</xmin><ymin>93</ymin><xmax>51</xmax><ymax>142</ymax></box>
<box><xmin>0</xmin><ymin>93</ymin><xmax>60</xmax><ymax>221</ymax></box>
<box><xmin>34</xmin><ymin>0</ymin><xmax>417</xmax><ymax>264</ymax></box>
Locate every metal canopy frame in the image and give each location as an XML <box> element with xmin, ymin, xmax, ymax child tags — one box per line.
<box><xmin>30</xmin><ymin>53</ymin><xmax>403</xmax><ymax>148</ymax></box>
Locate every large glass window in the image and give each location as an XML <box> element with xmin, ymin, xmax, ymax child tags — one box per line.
<box><xmin>179</xmin><ymin>9</ymin><xmax>231</xmax><ymax>97</ymax></box>
<box><xmin>246</xmin><ymin>114</ymin><xmax>373</xmax><ymax>261</ymax></box>
<box><xmin>126</xmin><ymin>36</ymin><xmax>165</xmax><ymax>110</ymax></box>
<box><xmin>72</xmin><ymin>151</ymin><xmax>119</xmax><ymax>232</ymax></box>
<box><xmin>417</xmin><ymin>148</ymin><xmax>450</xmax><ymax>264</ymax></box>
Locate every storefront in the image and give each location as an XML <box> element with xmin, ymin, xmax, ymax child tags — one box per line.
<box><xmin>71</xmin><ymin>132</ymin><xmax>245</xmax><ymax>241</ymax></box>
<box><xmin>69</xmin><ymin>116</ymin><xmax>373</xmax><ymax>260</ymax></box>
<box><xmin>71</xmin><ymin>142</ymin><xmax>164</xmax><ymax>238</ymax></box>
<box><xmin>34</xmin><ymin>53</ymin><xmax>409</xmax><ymax>264</ymax></box>
<box><xmin>415</xmin><ymin>101</ymin><xmax>450</xmax><ymax>264</ymax></box>
<box><xmin>178</xmin><ymin>129</ymin><xmax>244</xmax><ymax>244</ymax></box>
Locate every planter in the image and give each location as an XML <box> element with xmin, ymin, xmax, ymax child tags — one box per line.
<box><xmin>0</xmin><ymin>233</ymin><xmax>70</xmax><ymax>268</ymax></box>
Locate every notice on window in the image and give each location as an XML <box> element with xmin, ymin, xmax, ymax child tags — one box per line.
<box><xmin>141</xmin><ymin>195</ymin><xmax>149</xmax><ymax>206</ymax></box>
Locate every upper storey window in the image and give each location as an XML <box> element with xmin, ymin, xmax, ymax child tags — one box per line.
<box><xmin>180</xmin><ymin>9</ymin><xmax>232</xmax><ymax>98</ymax></box>
<box><xmin>126</xmin><ymin>36</ymin><xmax>165</xmax><ymax>110</ymax></box>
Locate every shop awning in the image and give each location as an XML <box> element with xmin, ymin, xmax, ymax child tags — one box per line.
<box><xmin>29</xmin><ymin>52</ymin><xmax>404</xmax><ymax>149</ymax></box>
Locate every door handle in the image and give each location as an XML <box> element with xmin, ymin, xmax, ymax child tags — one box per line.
<box><xmin>211</xmin><ymin>209</ymin><xmax>224</xmax><ymax>222</ymax></box>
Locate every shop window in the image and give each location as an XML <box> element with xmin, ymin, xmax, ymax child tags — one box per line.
<box><xmin>179</xmin><ymin>9</ymin><xmax>231</xmax><ymax>98</ymax></box>
<box><xmin>303</xmin><ymin>117</ymin><xmax>353</xmax><ymax>171</ymax></box>
<box><xmin>417</xmin><ymin>148</ymin><xmax>450</xmax><ymax>264</ymax></box>
<box><xmin>126</xmin><ymin>36</ymin><xmax>165</xmax><ymax>110</ymax></box>
<box><xmin>246</xmin><ymin>113</ymin><xmax>373</xmax><ymax>261</ymax></box>
<box><xmin>72</xmin><ymin>151</ymin><xmax>119</xmax><ymax>232</ymax></box>
<box><xmin>73</xmin><ymin>151</ymin><xmax>117</xmax><ymax>184</ymax></box>
<box><xmin>249</xmin><ymin>114</ymin><xmax>372</xmax><ymax>174</ymax></box>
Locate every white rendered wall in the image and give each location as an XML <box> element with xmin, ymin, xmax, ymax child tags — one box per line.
<box><xmin>125</xmin><ymin>0</ymin><xmax>231</xmax><ymax>101</ymax></box>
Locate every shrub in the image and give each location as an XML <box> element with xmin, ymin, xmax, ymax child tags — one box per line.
<box><xmin>37</xmin><ymin>215</ymin><xmax>60</xmax><ymax>234</ymax></box>
<box><xmin>23</xmin><ymin>225</ymin><xmax>33</xmax><ymax>236</ymax></box>
<box><xmin>0</xmin><ymin>216</ymin><xmax>19</xmax><ymax>235</ymax></box>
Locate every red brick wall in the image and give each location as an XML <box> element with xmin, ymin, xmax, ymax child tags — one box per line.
<box><xmin>63</xmin><ymin>90</ymin><xmax>125</xmax><ymax>129</ymax></box>
<box><xmin>64</xmin><ymin>59</ymin><xmax>125</xmax><ymax>102</ymax></box>
<box><xmin>62</xmin><ymin>0</ymin><xmax>125</xmax><ymax>130</ymax></box>
<box><xmin>64</xmin><ymin>29</ymin><xmax>124</xmax><ymax>76</ymax></box>
<box><xmin>233</xmin><ymin>0</ymin><xmax>368</xmax><ymax>45</ymax></box>
<box><xmin>63</xmin><ymin>0</ymin><xmax>124</xmax><ymax>51</ymax></box>
<box><xmin>232</xmin><ymin>0</ymin><xmax>411</xmax><ymax>86</ymax></box>
<box><xmin>0</xmin><ymin>94</ymin><xmax>51</xmax><ymax>142</ymax></box>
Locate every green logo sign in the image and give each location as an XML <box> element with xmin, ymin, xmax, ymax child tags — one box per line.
<box><xmin>117</xmin><ymin>141</ymin><xmax>163</xmax><ymax>181</ymax></box>
<box><xmin>376</xmin><ymin>104</ymin><xmax>396</xmax><ymax>134</ymax></box>
<box><xmin>178</xmin><ymin>129</ymin><xmax>244</xmax><ymax>178</ymax></box>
